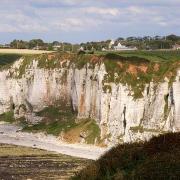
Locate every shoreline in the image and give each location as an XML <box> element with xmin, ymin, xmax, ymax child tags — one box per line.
<box><xmin>0</xmin><ymin>122</ymin><xmax>108</xmax><ymax>160</ymax></box>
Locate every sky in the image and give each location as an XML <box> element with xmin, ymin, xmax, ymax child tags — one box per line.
<box><xmin>0</xmin><ymin>0</ymin><xmax>180</xmax><ymax>44</ymax></box>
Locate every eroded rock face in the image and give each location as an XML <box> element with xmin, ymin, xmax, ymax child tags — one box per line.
<box><xmin>0</xmin><ymin>58</ymin><xmax>179</xmax><ymax>145</ymax></box>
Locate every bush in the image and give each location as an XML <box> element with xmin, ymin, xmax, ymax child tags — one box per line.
<box><xmin>73</xmin><ymin>133</ymin><xmax>180</xmax><ymax>180</ymax></box>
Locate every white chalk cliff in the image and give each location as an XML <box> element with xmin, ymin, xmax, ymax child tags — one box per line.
<box><xmin>0</xmin><ymin>56</ymin><xmax>179</xmax><ymax>145</ymax></box>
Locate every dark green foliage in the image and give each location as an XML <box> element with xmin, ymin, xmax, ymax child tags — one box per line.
<box><xmin>0</xmin><ymin>54</ymin><xmax>22</xmax><ymax>69</ymax></box>
<box><xmin>0</xmin><ymin>111</ymin><xmax>15</xmax><ymax>123</ymax></box>
<box><xmin>28</xmin><ymin>39</ymin><xmax>45</xmax><ymax>49</ymax></box>
<box><xmin>78</xmin><ymin>50</ymin><xmax>86</xmax><ymax>55</ymax></box>
<box><xmin>104</xmin><ymin>53</ymin><xmax>150</xmax><ymax>64</ymax></box>
<box><xmin>10</xmin><ymin>40</ymin><xmax>29</xmax><ymax>49</ymax></box>
<box><xmin>74</xmin><ymin>133</ymin><xmax>180</xmax><ymax>180</ymax></box>
<box><xmin>121</xmin><ymin>50</ymin><xmax>180</xmax><ymax>62</ymax></box>
<box><xmin>99</xmin><ymin>50</ymin><xmax>180</xmax><ymax>62</ymax></box>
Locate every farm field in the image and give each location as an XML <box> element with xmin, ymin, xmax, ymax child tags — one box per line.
<box><xmin>0</xmin><ymin>48</ymin><xmax>53</xmax><ymax>54</ymax></box>
<box><xmin>96</xmin><ymin>50</ymin><xmax>180</xmax><ymax>62</ymax></box>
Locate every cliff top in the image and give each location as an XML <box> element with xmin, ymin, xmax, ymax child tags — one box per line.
<box><xmin>1</xmin><ymin>51</ymin><xmax>180</xmax><ymax>99</ymax></box>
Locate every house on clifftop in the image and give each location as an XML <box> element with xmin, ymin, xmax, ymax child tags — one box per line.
<box><xmin>173</xmin><ymin>44</ymin><xmax>180</xmax><ymax>50</ymax></box>
<box><xmin>114</xmin><ymin>42</ymin><xmax>137</xmax><ymax>51</ymax></box>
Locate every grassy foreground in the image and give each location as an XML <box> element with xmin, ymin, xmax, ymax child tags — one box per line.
<box><xmin>73</xmin><ymin>133</ymin><xmax>180</xmax><ymax>180</ymax></box>
<box><xmin>0</xmin><ymin>144</ymin><xmax>90</xmax><ymax>180</ymax></box>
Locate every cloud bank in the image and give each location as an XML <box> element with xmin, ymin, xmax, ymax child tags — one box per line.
<box><xmin>0</xmin><ymin>0</ymin><xmax>179</xmax><ymax>43</ymax></box>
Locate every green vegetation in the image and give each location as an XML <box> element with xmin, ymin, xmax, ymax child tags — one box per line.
<box><xmin>65</xmin><ymin>119</ymin><xmax>101</xmax><ymax>144</ymax></box>
<box><xmin>0</xmin><ymin>144</ymin><xmax>89</xmax><ymax>180</ymax></box>
<box><xmin>102</xmin><ymin>84</ymin><xmax>112</xmax><ymax>93</ymax></box>
<box><xmin>5</xmin><ymin>34</ymin><xmax>180</xmax><ymax>52</ymax></box>
<box><xmin>98</xmin><ymin>50</ymin><xmax>180</xmax><ymax>62</ymax></box>
<box><xmin>0</xmin><ymin>111</ymin><xmax>15</xmax><ymax>123</ymax></box>
<box><xmin>4</xmin><ymin>50</ymin><xmax>179</xmax><ymax>99</ymax></box>
<box><xmin>130</xmin><ymin>126</ymin><xmax>163</xmax><ymax>133</ymax></box>
<box><xmin>22</xmin><ymin>105</ymin><xmax>100</xmax><ymax>144</ymax></box>
<box><xmin>0</xmin><ymin>54</ymin><xmax>22</xmax><ymax>70</ymax></box>
<box><xmin>80</xmin><ymin>34</ymin><xmax>180</xmax><ymax>51</ymax></box>
<box><xmin>17</xmin><ymin>55</ymin><xmax>34</xmax><ymax>78</ymax></box>
<box><xmin>75</xmin><ymin>54</ymin><xmax>91</xmax><ymax>69</ymax></box>
<box><xmin>74</xmin><ymin>132</ymin><xmax>180</xmax><ymax>180</ymax></box>
<box><xmin>84</xmin><ymin>119</ymin><xmax>100</xmax><ymax>144</ymax></box>
<box><xmin>23</xmin><ymin>105</ymin><xmax>76</xmax><ymax>136</ymax></box>
<box><xmin>101</xmin><ymin>51</ymin><xmax>180</xmax><ymax>99</ymax></box>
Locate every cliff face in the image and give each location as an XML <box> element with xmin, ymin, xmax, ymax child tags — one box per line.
<box><xmin>0</xmin><ymin>55</ymin><xmax>179</xmax><ymax>145</ymax></box>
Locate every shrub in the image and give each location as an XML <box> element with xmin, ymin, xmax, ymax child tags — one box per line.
<box><xmin>73</xmin><ymin>133</ymin><xmax>180</xmax><ymax>180</ymax></box>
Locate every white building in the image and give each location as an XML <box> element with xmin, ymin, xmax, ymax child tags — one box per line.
<box><xmin>109</xmin><ymin>40</ymin><xmax>115</xmax><ymax>49</ymax></box>
<box><xmin>102</xmin><ymin>47</ymin><xmax>107</xmax><ymax>51</ymax></box>
<box><xmin>173</xmin><ymin>44</ymin><xmax>180</xmax><ymax>50</ymax></box>
<box><xmin>114</xmin><ymin>42</ymin><xmax>137</xmax><ymax>51</ymax></box>
<box><xmin>79</xmin><ymin>46</ymin><xmax>84</xmax><ymax>51</ymax></box>
<box><xmin>53</xmin><ymin>45</ymin><xmax>61</xmax><ymax>51</ymax></box>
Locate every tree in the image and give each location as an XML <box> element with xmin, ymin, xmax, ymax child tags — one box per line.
<box><xmin>166</xmin><ymin>34</ymin><xmax>180</xmax><ymax>42</ymax></box>
<box><xmin>10</xmin><ymin>40</ymin><xmax>28</xmax><ymax>49</ymax></box>
<box><xmin>28</xmin><ymin>39</ymin><xmax>44</xmax><ymax>49</ymax></box>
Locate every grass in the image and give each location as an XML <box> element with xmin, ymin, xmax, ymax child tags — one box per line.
<box><xmin>22</xmin><ymin>105</ymin><xmax>76</xmax><ymax>136</ymax></box>
<box><xmin>0</xmin><ymin>54</ymin><xmax>22</xmax><ymax>70</ymax></box>
<box><xmin>21</xmin><ymin>105</ymin><xmax>100</xmax><ymax>144</ymax></box>
<box><xmin>0</xmin><ymin>144</ymin><xmax>53</xmax><ymax>156</ymax></box>
<box><xmin>73</xmin><ymin>132</ymin><xmax>180</xmax><ymax>180</ymax></box>
<box><xmin>63</xmin><ymin>119</ymin><xmax>101</xmax><ymax>144</ymax></box>
<box><xmin>101</xmin><ymin>51</ymin><xmax>179</xmax><ymax>99</ymax></box>
<box><xmin>0</xmin><ymin>111</ymin><xmax>15</xmax><ymax>123</ymax></box>
<box><xmin>23</xmin><ymin>120</ymin><xmax>75</xmax><ymax>136</ymax></box>
<box><xmin>96</xmin><ymin>50</ymin><xmax>180</xmax><ymax>62</ymax></box>
<box><xmin>0</xmin><ymin>144</ymin><xmax>89</xmax><ymax>180</ymax></box>
<box><xmin>22</xmin><ymin>106</ymin><xmax>101</xmax><ymax>144</ymax></box>
<box><xmin>84</xmin><ymin>119</ymin><xmax>101</xmax><ymax>144</ymax></box>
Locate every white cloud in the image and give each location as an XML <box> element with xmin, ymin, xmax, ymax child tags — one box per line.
<box><xmin>0</xmin><ymin>0</ymin><xmax>179</xmax><ymax>40</ymax></box>
<box><xmin>52</xmin><ymin>18</ymin><xmax>101</xmax><ymax>31</ymax></box>
<box><xmin>85</xmin><ymin>7</ymin><xmax>119</xmax><ymax>16</ymax></box>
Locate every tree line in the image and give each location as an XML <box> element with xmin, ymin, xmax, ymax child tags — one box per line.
<box><xmin>2</xmin><ymin>34</ymin><xmax>180</xmax><ymax>52</ymax></box>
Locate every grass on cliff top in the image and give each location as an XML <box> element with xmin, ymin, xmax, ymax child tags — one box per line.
<box><xmin>97</xmin><ymin>50</ymin><xmax>180</xmax><ymax>62</ymax></box>
<box><xmin>73</xmin><ymin>132</ymin><xmax>180</xmax><ymax>180</ymax></box>
<box><xmin>7</xmin><ymin>51</ymin><xmax>180</xmax><ymax>99</ymax></box>
<box><xmin>101</xmin><ymin>51</ymin><xmax>180</xmax><ymax>98</ymax></box>
<box><xmin>0</xmin><ymin>54</ymin><xmax>22</xmax><ymax>70</ymax></box>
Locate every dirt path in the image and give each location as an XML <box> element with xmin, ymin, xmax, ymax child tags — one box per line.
<box><xmin>0</xmin><ymin>122</ymin><xmax>108</xmax><ymax>160</ymax></box>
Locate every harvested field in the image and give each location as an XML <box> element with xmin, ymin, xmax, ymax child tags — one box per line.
<box><xmin>0</xmin><ymin>49</ymin><xmax>53</xmax><ymax>54</ymax></box>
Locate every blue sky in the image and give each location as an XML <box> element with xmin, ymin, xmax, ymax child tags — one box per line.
<box><xmin>0</xmin><ymin>0</ymin><xmax>180</xmax><ymax>44</ymax></box>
